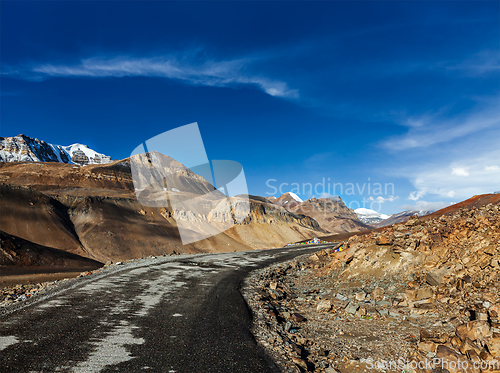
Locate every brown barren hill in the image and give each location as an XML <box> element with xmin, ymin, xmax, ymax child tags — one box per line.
<box><xmin>0</xmin><ymin>230</ymin><xmax>102</xmax><ymax>268</ymax></box>
<box><xmin>273</xmin><ymin>193</ymin><xmax>369</xmax><ymax>234</ymax></box>
<box><xmin>425</xmin><ymin>192</ymin><xmax>500</xmax><ymax>218</ymax></box>
<box><xmin>0</xmin><ymin>155</ymin><xmax>326</xmax><ymax>265</ymax></box>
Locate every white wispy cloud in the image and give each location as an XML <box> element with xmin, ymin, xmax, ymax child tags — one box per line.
<box><xmin>451</xmin><ymin>167</ymin><xmax>469</xmax><ymax>177</ymax></box>
<box><xmin>400</xmin><ymin>200</ymin><xmax>452</xmax><ymax>212</ymax></box>
<box><xmin>2</xmin><ymin>54</ymin><xmax>298</xmax><ymax>99</ymax></box>
<box><xmin>368</xmin><ymin>195</ymin><xmax>398</xmax><ymax>203</ymax></box>
<box><xmin>409</xmin><ymin>148</ymin><xmax>500</xmax><ymax>200</ymax></box>
<box><xmin>447</xmin><ymin>50</ymin><xmax>500</xmax><ymax>76</ymax></box>
<box><xmin>380</xmin><ymin>99</ymin><xmax>500</xmax><ymax>151</ymax></box>
<box><xmin>408</xmin><ymin>190</ymin><xmax>425</xmax><ymax>201</ymax></box>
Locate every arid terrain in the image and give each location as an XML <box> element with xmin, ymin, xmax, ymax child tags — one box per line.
<box><xmin>1</xmin><ymin>148</ymin><xmax>499</xmax><ymax>373</ymax></box>
<box><xmin>2</xmin><ymin>135</ymin><xmax>498</xmax><ymax>373</ymax></box>
<box><xmin>0</xmin><ymin>156</ymin><xmax>326</xmax><ymax>273</ymax></box>
<box><xmin>243</xmin><ymin>194</ymin><xmax>500</xmax><ymax>372</ymax></box>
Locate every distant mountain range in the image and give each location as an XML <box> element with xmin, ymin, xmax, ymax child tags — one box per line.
<box><xmin>0</xmin><ymin>134</ymin><xmax>467</xmax><ymax>241</ymax></box>
<box><xmin>372</xmin><ymin>209</ymin><xmax>434</xmax><ymax>228</ymax></box>
<box><xmin>269</xmin><ymin>193</ymin><xmax>436</xmax><ymax>232</ymax></box>
<box><xmin>354</xmin><ymin>207</ymin><xmax>436</xmax><ymax>227</ymax></box>
<box><xmin>271</xmin><ymin>192</ymin><xmax>369</xmax><ymax>234</ymax></box>
<box><xmin>0</xmin><ymin>134</ymin><xmax>111</xmax><ymax>165</ymax></box>
<box><xmin>354</xmin><ymin>208</ymin><xmax>390</xmax><ymax>225</ymax></box>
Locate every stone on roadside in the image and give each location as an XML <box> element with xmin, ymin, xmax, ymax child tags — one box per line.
<box><xmin>355</xmin><ymin>307</ymin><xmax>367</xmax><ymax>317</ymax></box>
<box><xmin>325</xmin><ymin>368</ymin><xmax>340</xmax><ymax>373</ymax></box>
<box><xmin>456</xmin><ymin>320</ymin><xmax>490</xmax><ymax>342</ymax></box>
<box><xmin>371</xmin><ymin>287</ymin><xmax>385</xmax><ymax>300</ymax></box>
<box><xmin>355</xmin><ymin>291</ymin><xmax>366</xmax><ymax>301</ymax></box>
<box><xmin>376</xmin><ymin>235</ymin><xmax>393</xmax><ymax>245</ymax></box>
<box><xmin>335</xmin><ymin>293</ymin><xmax>348</xmax><ymax>301</ymax></box>
<box><xmin>406</xmin><ymin>287</ymin><xmax>433</xmax><ymax>301</ymax></box>
<box><xmin>489</xmin><ymin>304</ymin><xmax>500</xmax><ymax>318</ymax></box>
<box><xmin>426</xmin><ymin>269</ymin><xmax>447</xmax><ymax>286</ymax></box>
<box><xmin>418</xmin><ymin>341</ymin><xmax>437</xmax><ymax>353</ymax></box>
<box><xmin>378</xmin><ymin>309</ymin><xmax>389</xmax><ymax>317</ymax></box>
<box><xmin>309</xmin><ymin>253</ymin><xmax>320</xmax><ymax>261</ymax></box>
<box><xmin>316</xmin><ymin>299</ymin><xmax>332</xmax><ymax>313</ymax></box>
<box><xmin>345</xmin><ymin>302</ymin><xmax>359</xmax><ymax>315</ymax></box>
<box><xmin>486</xmin><ymin>337</ymin><xmax>500</xmax><ymax>357</ymax></box>
<box><xmin>291</xmin><ymin>356</ymin><xmax>308</xmax><ymax>370</ymax></box>
<box><xmin>435</xmin><ymin>345</ymin><xmax>479</xmax><ymax>373</ymax></box>
<box><xmin>291</xmin><ymin>313</ymin><xmax>307</xmax><ymax>323</ymax></box>
<box><xmin>477</xmin><ymin>312</ymin><xmax>489</xmax><ymax>321</ymax></box>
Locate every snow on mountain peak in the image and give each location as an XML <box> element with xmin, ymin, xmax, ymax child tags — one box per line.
<box><xmin>355</xmin><ymin>208</ymin><xmax>389</xmax><ymax>219</ymax></box>
<box><xmin>0</xmin><ymin>135</ymin><xmax>112</xmax><ymax>165</ymax></box>
<box><xmin>62</xmin><ymin>143</ymin><xmax>109</xmax><ymax>163</ymax></box>
<box><xmin>392</xmin><ymin>210</ymin><xmax>434</xmax><ymax>218</ymax></box>
<box><xmin>354</xmin><ymin>208</ymin><xmax>390</xmax><ymax>225</ymax></box>
<box><xmin>286</xmin><ymin>192</ymin><xmax>303</xmax><ymax>203</ymax></box>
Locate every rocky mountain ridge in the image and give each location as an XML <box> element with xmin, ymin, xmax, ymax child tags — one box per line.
<box><xmin>372</xmin><ymin>209</ymin><xmax>434</xmax><ymax>228</ymax></box>
<box><xmin>0</xmin><ymin>134</ymin><xmax>111</xmax><ymax>165</ymax></box>
<box><xmin>271</xmin><ymin>193</ymin><xmax>369</xmax><ymax>234</ymax></box>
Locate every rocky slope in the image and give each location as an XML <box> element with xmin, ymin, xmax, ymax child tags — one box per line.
<box><xmin>0</xmin><ymin>230</ymin><xmax>102</xmax><ymax>269</ymax></box>
<box><xmin>244</xmin><ymin>194</ymin><xmax>500</xmax><ymax>373</ymax></box>
<box><xmin>272</xmin><ymin>194</ymin><xmax>369</xmax><ymax>234</ymax></box>
<box><xmin>0</xmin><ymin>134</ymin><xmax>111</xmax><ymax>165</ymax></box>
<box><xmin>0</xmin><ymin>156</ymin><xmax>325</xmax><ymax>265</ymax></box>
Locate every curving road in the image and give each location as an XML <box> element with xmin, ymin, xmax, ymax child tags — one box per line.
<box><xmin>0</xmin><ymin>244</ymin><xmax>334</xmax><ymax>373</ymax></box>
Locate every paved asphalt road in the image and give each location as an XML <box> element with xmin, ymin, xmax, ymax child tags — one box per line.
<box><xmin>0</xmin><ymin>244</ymin><xmax>334</xmax><ymax>373</ymax></box>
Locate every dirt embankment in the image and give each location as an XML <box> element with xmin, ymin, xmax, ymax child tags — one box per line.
<box><xmin>244</xmin><ymin>199</ymin><xmax>500</xmax><ymax>373</ymax></box>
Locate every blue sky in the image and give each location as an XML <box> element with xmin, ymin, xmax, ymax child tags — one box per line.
<box><xmin>1</xmin><ymin>1</ymin><xmax>499</xmax><ymax>214</ymax></box>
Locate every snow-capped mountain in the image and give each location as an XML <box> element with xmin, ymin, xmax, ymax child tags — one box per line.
<box><xmin>274</xmin><ymin>192</ymin><xmax>303</xmax><ymax>206</ymax></box>
<box><xmin>286</xmin><ymin>192</ymin><xmax>303</xmax><ymax>203</ymax></box>
<box><xmin>0</xmin><ymin>134</ymin><xmax>111</xmax><ymax>165</ymax></box>
<box><xmin>374</xmin><ymin>210</ymin><xmax>434</xmax><ymax>228</ymax></box>
<box><xmin>354</xmin><ymin>208</ymin><xmax>390</xmax><ymax>225</ymax></box>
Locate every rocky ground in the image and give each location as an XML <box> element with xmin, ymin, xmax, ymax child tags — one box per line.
<box><xmin>242</xmin><ymin>203</ymin><xmax>500</xmax><ymax>373</ymax></box>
